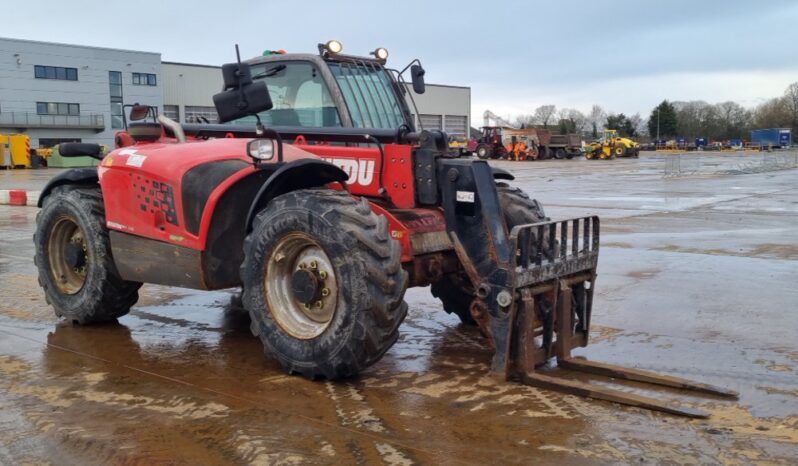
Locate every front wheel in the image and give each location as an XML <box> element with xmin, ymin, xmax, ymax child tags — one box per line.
<box><xmin>241</xmin><ymin>189</ymin><xmax>408</xmax><ymax>379</ymax></box>
<box><xmin>34</xmin><ymin>186</ymin><xmax>141</xmax><ymax>324</ymax></box>
<box><xmin>554</xmin><ymin>148</ymin><xmax>567</xmax><ymax>159</ymax></box>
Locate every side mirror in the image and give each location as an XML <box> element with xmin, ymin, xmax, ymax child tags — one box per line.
<box><xmin>129</xmin><ymin>104</ymin><xmax>152</xmax><ymax>121</ymax></box>
<box><xmin>213</xmin><ymin>80</ymin><xmax>273</xmax><ymax>123</ymax></box>
<box><xmin>410</xmin><ymin>64</ymin><xmax>426</xmax><ymax>94</ymax></box>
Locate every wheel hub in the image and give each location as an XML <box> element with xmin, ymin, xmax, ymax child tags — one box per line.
<box><xmin>291</xmin><ymin>268</ymin><xmax>320</xmax><ymax>304</ymax></box>
<box><xmin>64</xmin><ymin>242</ymin><xmax>87</xmax><ymax>269</ymax></box>
<box><xmin>47</xmin><ymin>217</ymin><xmax>88</xmax><ymax>295</ymax></box>
<box><xmin>265</xmin><ymin>233</ymin><xmax>338</xmax><ymax>339</ymax></box>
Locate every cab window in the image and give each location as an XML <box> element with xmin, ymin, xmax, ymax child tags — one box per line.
<box><xmin>235</xmin><ymin>62</ymin><xmax>342</xmax><ymax>127</ymax></box>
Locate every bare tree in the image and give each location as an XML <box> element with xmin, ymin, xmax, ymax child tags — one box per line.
<box><xmin>752</xmin><ymin>97</ymin><xmax>788</xmax><ymax>129</ymax></box>
<box><xmin>568</xmin><ymin>109</ymin><xmax>588</xmax><ymax>134</ymax></box>
<box><xmin>514</xmin><ymin>114</ymin><xmax>535</xmax><ymax>128</ymax></box>
<box><xmin>533</xmin><ymin>105</ymin><xmax>557</xmax><ymax>128</ymax></box>
<box><xmin>784</xmin><ymin>82</ymin><xmax>798</xmax><ymax>131</ymax></box>
<box><xmin>715</xmin><ymin>101</ymin><xmax>750</xmax><ymax>139</ymax></box>
<box><xmin>587</xmin><ymin>105</ymin><xmax>606</xmax><ymax>137</ymax></box>
<box><xmin>628</xmin><ymin>112</ymin><xmax>647</xmax><ymax>137</ymax></box>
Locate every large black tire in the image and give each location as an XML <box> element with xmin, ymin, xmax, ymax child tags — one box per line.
<box><xmin>538</xmin><ymin>146</ymin><xmax>551</xmax><ymax>159</ymax></box>
<box><xmin>431</xmin><ymin>184</ymin><xmax>547</xmax><ymax>325</ymax></box>
<box><xmin>241</xmin><ymin>189</ymin><xmax>408</xmax><ymax>379</ymax></box>
<box><xmin>34</xmin><ymin>186</ymin><xmax>142</xmax><ymax>324</ymax></box>
<box><xmin>475</xmin><ymin>144</ymin><xmax>492</xmax><ymax>160</ymax></box>
<box><xmin>554</xmin><ymin>148</ymin><xmax>567</xmax><ymax>159</ymax></box>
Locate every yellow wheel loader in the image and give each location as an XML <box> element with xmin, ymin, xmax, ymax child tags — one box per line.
<box><xmin>585</xmin><ymin>129</ymin><xmax>640</xmax><ymax>160</ymax></box>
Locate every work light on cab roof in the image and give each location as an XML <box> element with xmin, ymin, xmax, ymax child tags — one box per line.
<box><xmin>320</xmin><ymin>39</ymin><xmax>343</xmax><ymax>56</ymax></box>
<box><xmin>371</xmin><ymin>47</ymin><xmax>389</xmax><ymax>63</ymax></box>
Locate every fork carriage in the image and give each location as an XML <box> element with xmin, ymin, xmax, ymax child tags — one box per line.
<box><xmin>439</xmin><ymin>159</ymin><xmax>737</xmax><ymax>418</ymax></box>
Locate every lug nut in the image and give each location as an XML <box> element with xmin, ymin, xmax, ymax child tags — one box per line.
<box><xmin>319</xmin><ymin>270</ymin><xmax>328</xmax><ymax>279</ymax></box>
<box><xmin>303</xmin><ymin>303</ymin><xmax>311</xmax><ymax>309</ymax></box>
<box><xmin>314</xmin><ymin>300</ymin><xmax>323</xmax><ymax>308</ymax></box>
<box><xmin>310</xmin><ymin>260</ymin><xmax>318</xmax><ymax>269</ymax></box>
<box><xmin>321</xmin><ymin>288</ymin><xmax>330</xmax><ymax>297</ymax></box>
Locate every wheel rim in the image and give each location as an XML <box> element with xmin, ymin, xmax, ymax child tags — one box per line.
<box><xmin>477</xmin><ymin>147</ymin><xmax>487</xmax><ymax>158</ymax></box>
<box><xmin>265</xmin><ymin>232</ymin><xmax>338</xmax><ymax>340</ymax></box>
<box><xmin>47</xmin><ymin>217</ymin><xmax>88</xmax><ymax>295</ymax></box>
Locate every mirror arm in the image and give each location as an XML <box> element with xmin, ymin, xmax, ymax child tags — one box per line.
<box><xmin>398</xmin><ymin>58</ymin><xmax>422</xmax><ymax>77</ymax></box>
<box><xmin>258</xmin><ymin>127</ymin><xmax>283</xmax><ymax>163</ymax></box>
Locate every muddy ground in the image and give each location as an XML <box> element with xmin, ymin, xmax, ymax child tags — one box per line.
<box><xmin>1</xmin><ymin>151</ymin><xmax>796</xmax><ymax>465</ymax></box>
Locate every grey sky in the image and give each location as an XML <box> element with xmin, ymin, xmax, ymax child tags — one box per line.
<box><xmin>4</xmin><ymin>0</ymin><xmax>797</xmax><ymax>122</ymax></box>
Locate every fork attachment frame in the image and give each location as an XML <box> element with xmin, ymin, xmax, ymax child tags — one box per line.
<box><xmin>436</xmin><ymin>158</ymin><xmax>738</xmax><ymax>418</ymax></box>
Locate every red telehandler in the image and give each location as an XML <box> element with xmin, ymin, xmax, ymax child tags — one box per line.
<box><xmin>34</xmin><ymin>41</ymin><xmax>735</xmax><ymax>417</ymax></box>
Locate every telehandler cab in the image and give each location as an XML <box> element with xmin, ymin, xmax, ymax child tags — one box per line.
<box><xmin>34</xmin><ymin>41</ymin><xmax>736</xmax><ymax>417</ymax></box>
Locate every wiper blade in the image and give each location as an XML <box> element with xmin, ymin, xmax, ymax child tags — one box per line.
<box><xmin>252</xmin><ymin>64</ymin><xmax>286</xmax><ymax>79</ymax></box>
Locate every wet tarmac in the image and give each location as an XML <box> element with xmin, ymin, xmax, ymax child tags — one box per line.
<box><xmin>1</xmin><ymin>152</ymin><xmax>797</xmax><ymax>465</ymax></box>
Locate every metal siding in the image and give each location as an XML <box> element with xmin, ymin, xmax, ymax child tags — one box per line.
<box><xmin>0</xmin><ymin>38</ymin><xmax>161</xmax><ymax>147</ymax></box>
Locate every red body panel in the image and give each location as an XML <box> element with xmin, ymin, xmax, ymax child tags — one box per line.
<box><xmin>99</xmin><ymin>138</ymin><xmax>312</xmax><ymax>250</ymax></box>
<box><xmin>296</xmin><ymin>143</ymin><xmax>416</xmax><ymax>209</ymax></box>
<box><xmin>104</xmin><ymin>134</ymin><xmax>446</xmax><ymax>263</ymax></box>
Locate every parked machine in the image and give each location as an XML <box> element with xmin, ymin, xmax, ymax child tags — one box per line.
<box><xmin>34</xmin><ymin>41</ymin><xmax>735</xmax><ymax>417</ymax></box>
<box><xmin>0</xmin><ymin>134</ymin><xmax>32</xmax><ymax>169</ymax></box>
<box><xmin>585</xmin><ymin>129</ymin><xmax>640</xmax><ymax>160</ymax></box>
<box><xmin>468</xmin><ymin>111</ymin><xmax>580</xmax><ymax>161</ymax></box>
<box><xmin>548</xmin><ymin>133</ymin><xmax>582</xmax><ymax>159</ymax></box>
<box><xmin>470</xmin><ymin>126</ymin><xmax>509</xmax><ymax>159</ymax></box>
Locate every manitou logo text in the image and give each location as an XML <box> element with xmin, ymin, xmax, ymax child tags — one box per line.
<box><xmin>321</xmin><ymin>158</ymin><xmax>375</xmax><ymax>186</ymax></box>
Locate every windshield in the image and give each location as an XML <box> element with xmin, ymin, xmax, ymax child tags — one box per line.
<box><xmin>327</xmin><ymin>62</ymin><xmax>407</xmax><ymax>129</ymax></box>
<box><xmin>233</xmin><ymin>61</ymin><xmax>342</xmax><ymax>127</ymax></box>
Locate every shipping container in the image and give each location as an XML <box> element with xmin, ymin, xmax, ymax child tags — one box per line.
<box><xmin>751</xmin><ymin>128</ymin><xmax>791</xmax><ymax>148</ymax></box>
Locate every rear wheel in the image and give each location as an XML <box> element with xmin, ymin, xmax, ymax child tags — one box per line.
<box><xmin>554</xmin><ymin>148</ymin><xmax>567</xmax><ymax>159</ymax></box>
<box><xmin>34</xmin><ymin>186</ymin><xmax>141</xmax><ymax>324</ymax></box>
<box><xmin>241</xmin><ymin>189</ymin><xmax>408</xmax><ymax>379</ymax></box>
<box><xmin>475</xmin><ymin>144</ymin><xmax>492</xmax><ymax>160</ymax></box>
<box><xmin>431</xmin><ymin>184</ymin><xmax>547</xmax><ymax>325</ymax></box>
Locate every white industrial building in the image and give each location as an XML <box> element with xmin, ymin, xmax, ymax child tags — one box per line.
<box><xmin>0</xmin><ymin>37</ymin><xmax>161</xmax><ymax>148</ymax></box>
<box><xmin>0</xmin><ymin>37</ymin><xmax>470</xmax><ymax>148</ymax></box>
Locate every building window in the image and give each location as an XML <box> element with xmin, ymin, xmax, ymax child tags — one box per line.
<box><xmin>185</xmin><ymin>106</ymin><xmax>218</xmax><ymax>123</ymax></box>
<box><xmin>132</xmin><ymin>72</ymin><xmax>157</xmax><ymax>86</ymax></box>
<box><xmin>36</xmin><ymin>102</ymin><xmax>80</xmax><ymax>116</ymax></box>
<box><xmin>34</xmin><ymin>65</ymin><xmax>78</xmax><ymax>81</ymax></box>
<box><xmin>418</xmin><ymin>114</ymin><xmax>443</xmax><ymax>131</ymax></box>
<box><xmin>163</xmin><ymin>105</ymin><xmax>180</xmax><ymax>122</ymax></box>
<box><xmin>109</xmin><ymin>71</ymin><xmax>124</xmax><ymax>129</ymax></box>
<box><xmin>444</xmin><ymin>115</ymin><xmax>468</xmax><ymax>138</ymax></box>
